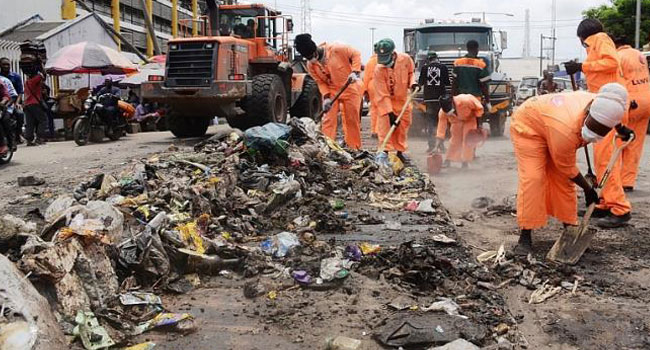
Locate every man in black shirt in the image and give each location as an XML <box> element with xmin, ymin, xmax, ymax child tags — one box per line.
<box><xmin>418</xmin><ymin>51</ymin><xmax>450</xmax><ymax>151</ymax></box>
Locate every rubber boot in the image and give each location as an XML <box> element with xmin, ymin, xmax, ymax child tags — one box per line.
<box><xmin>514</xmin><ymin>229</ymin><xmax>532</xmax><ymax>256</ymax></box>
<box><xmin>596</xmin><ymin>212</ymin><xmax>631</xmax><ymax>228</ymax></box>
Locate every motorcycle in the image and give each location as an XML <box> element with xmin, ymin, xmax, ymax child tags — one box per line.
<box><xmin>0</xmin><ymin>106</ymin><xmax>17</xmax><ymax>164</ymax></box>
<box><xmin>73</xmin><ymin>93</ymin><xmax>127</xmax><ymax>146</ymax></box>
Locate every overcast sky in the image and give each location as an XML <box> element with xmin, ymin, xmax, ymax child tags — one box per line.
<box><xmin>257</xmin><ymin>0</ymin><xmax>609</xmax><ymax>62</ymax></box>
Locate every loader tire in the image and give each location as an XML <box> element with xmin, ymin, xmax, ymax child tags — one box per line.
<box><xmin>167</xmin><ymin>112</ymin><xmax>210</xmax><ymax>138</ymax></box>
<box><xmin>236</xmin><ymin>74</ymin><xmax>287</xmax><ymax>130</ymax></box>
<box><xmin>290</xmin><ymin>76</ymin><xmax>321</xmax><ymax>119</ymax></box>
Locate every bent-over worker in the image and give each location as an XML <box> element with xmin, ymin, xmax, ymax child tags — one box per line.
<box><xmin>436</xmin><ymin>94</ymin><xmax>484</xmax><ymax>168</ymax></box>
<box><xmin>373</xmin><ymin>38</ymin><xmax>416</xmax><ymax>164</ymax></box>
<box><xmin>510</xmin><ymin>83</ymin><xmax>632</xmax><ymax>254</ymax></box>
<box><xmin>613</xmin><ymin>36</ymin><xmax>650</xmax><ymax>193</ymax></box>
<box><xmin>565</xmin><ymin>18</ymin><xmax>632</xmax><ymax>228</ymax></box>
<box><xmin>294</xmin><ymin>33</ymin><xmax>363</xmax><ymax>150</ymax></box>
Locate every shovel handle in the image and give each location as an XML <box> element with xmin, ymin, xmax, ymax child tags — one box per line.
<box><xmin>377</xmin><ymin>87</ymin><xmax>420</xmax><ymax>153</ymax></box>
<box><xmin>316</xmin><ymin>77</ymin><xmax>354</xmax><ymax>123</ymax></box>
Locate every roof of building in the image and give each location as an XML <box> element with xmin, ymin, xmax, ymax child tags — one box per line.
<box><xmin>0</xmin><ymin>21</ymin><xmax>63</xmax><ymax>42</ymax></box>
<box><xmin>36</xmin><ymin>12</ymin><xmax>95</xmax><ymax>41</ymax></box>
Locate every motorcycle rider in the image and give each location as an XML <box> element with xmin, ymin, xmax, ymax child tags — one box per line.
<box><xmin>93</xmin><ymin>78</ymin><xmax>122</xmax><ymax>130</ymax></box>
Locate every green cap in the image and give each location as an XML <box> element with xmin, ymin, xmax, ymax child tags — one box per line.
<box><xmin>375</xmin><ymin>38</ymin><xmax>396</xmax><ymax>65</ymax></box>
<box><xmin>427</xmin><ymin>51</ymin><xmax>438</xmax><ymax>59</ymax></box>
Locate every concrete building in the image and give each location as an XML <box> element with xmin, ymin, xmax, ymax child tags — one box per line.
<box><xmin>0</xmin><ymin>0</ymin><xmax>208</xmax><ymax>56</ymax></box>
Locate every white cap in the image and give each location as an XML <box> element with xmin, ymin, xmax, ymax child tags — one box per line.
<box><xmin>589</xmin><ymin>83</ymin><xmax>628</xmax><ymax>128</ymax></box>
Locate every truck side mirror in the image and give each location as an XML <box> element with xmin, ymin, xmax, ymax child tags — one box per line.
<box><xmin>286</xmin><ymin>19</ymin><xmax>294</xmax><ymax>33</ymax></box>
<box><xmin>500</xmin><ymin>31</ymin><xmax>508</xmax><ymax>50</ymax></box>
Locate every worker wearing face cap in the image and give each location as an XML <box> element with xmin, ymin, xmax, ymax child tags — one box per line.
<box><xmin>435</xmin><ymin>94</ymin><xmax>483</xmax><ymax>168</ymax></box>
<box><xmin>510</xmin><ymin>83</ymin><xmax>632</xmax><ymax>254</ymax></box>
<box><xmin>566</xmin><ymin>18</ymin><xmax>633</xmax><ymax>228</ymax></box>
<box><xmin>294</xmin><ymin>33</ymin><xmax>363</xmax><ymax>149</ymax></box>
<box><xmin>372</xmin><ymin>38</ymin><xmax>417</xmax><ymax>163</ymax></box>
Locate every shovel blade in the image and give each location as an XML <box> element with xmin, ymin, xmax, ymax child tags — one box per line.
<box><xmin>547</xmin><ymin>225</ymin><xmax>597</xmax><ymax>264</ymax></box>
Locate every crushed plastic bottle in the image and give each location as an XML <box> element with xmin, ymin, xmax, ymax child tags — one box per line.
<box><xmin>325</xmin><ymin>336</ymin><xmax>361</xmax><ymax>350</ymax></box>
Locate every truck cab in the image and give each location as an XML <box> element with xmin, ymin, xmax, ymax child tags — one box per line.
<box><xmin>141</xmin><ymin>3</ymin><xmax>320</xmax><ymax>137</ymax></box>
<box><xmin>404</xmin><ymin>20</ymin><xmax>513</xmax><ymax>136</ymax></box>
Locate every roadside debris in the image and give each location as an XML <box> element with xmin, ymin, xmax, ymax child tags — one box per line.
<box><xmin>17</xmin><ymin>175</ymin><xmax>46</xmax><ymax>187</ymax></box>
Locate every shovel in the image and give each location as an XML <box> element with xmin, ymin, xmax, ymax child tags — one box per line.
<box><xmin>376</xmin><ymin>87</ymin><xmax>420</xmax><ymax>155</ymax></box>
<box><xmin>568</xmin><ymin>72</ymin><xmax>597</xmax><ymax>186</ymax></box>
<box><xmin>315</xmin><ymin>77</ymin><xmax>354</xmax><ymax>124</ymax></box>
<box><xmin>547</xmin><ymin>134</ymin><xmax>635</xmax><ymax>264</ymax></box>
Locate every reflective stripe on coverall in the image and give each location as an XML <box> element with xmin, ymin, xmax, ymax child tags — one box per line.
<box><xmin>583</xmin><ymin>32</ymin><xmax>631</xmax><ymax>216</ymax></box>
<box><xmin>510</xmin><ymin>92</ymin><xmax>595</xmax><ymax>229</ymax></box>
<box><xmin>373</xmin><ymin>52</ymin><xmax>415</xmax><ymax>152</ymax></box>
<box><xmin>618</xmin><ymin>45</ymin><xmax>650</xmax><ymax>188</ymax></box>
<box><xmin>436</xmin><ymin>94</ymin><xmax>484</xmax><ymax>163</ymax></box>
<box><xmin>363</xmin><ymin>55</ymin><xmax>379</xmax><ymax>134</ymax></box>
<box><xmin>307</xmin><ymin>42</ymin><xmax>363</xmax><ymax>149</ymax></box>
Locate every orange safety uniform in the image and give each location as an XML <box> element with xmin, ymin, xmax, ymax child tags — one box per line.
<box><xmin>363</xmin><ymin>55</ymin><xmax>379</xmax><ymax>135</ymax></box>
<box><xmin>436</xmin><ymin>94</ymin><xmax>484</xmax><ymax>163</ymax></box>
<box><xmin>373</xmin><ymin>52</ymin><xmax>415</xmax><ymax>152</ymax></box>
<box><xmin>510</xmin><ymin>92</ymin><xmax>596</xmax><ymax>229</ymax></box>
<box><xmin>307</xmin><ymin>42</ymin><xmax>363</xmax><ymax>149</ymax></box>
<box><xmin>582</xmin><ymin>32</ymin><xmax>631</xmax><ymax>216</ymax></box>
<box><xmin>618</xmin><ymin>45</ymin><xmax>650</xmax><ymax>188</ymax></box>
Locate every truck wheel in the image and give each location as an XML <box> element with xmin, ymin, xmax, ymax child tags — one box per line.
<box><xmin>290</xmin><ymin>76</ymin><xmax>321</xmax><ymax>119</ymax></box>
<box><xmin>489</xmin><ymin>112</ymin><xmax>507</xmax><ymax>137</ymax></box>
<box><xmin>167</xmin><ymin>112</ymin><xmax>210</xmax><ymax>138</ymax></box>
<box><xmin>243</xmin><ymin>74</ymin><xmax>288</xmax><ymax>125</ymax></box>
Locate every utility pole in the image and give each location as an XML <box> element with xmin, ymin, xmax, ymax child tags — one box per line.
<box><xmin>523</xmin><ymin>9</ymin><xmax>530</xmax><ymax>57</ymax></box>
<box><xmin>551</xmin><ymin>0</ymin><xmax>556</xmax><ymax>65</ymax></box>
<box><xmin>301</xmin><ymin>0</ymin><xmax>312</xmax><ymax>33</ymax></box>
<box><xmin>370</xmin><ymin>27</ymin><xmax>376</xmax><ymax>55</ymax></box>
<box><xmin>635</xmin><ymin>0</ymin><xmax>641</xmax><ymax>49</ymax></box>
<box><xmin>539</xmin><ymin>33</ymin><xmax>557</xmax><ymax>75</ymax></box>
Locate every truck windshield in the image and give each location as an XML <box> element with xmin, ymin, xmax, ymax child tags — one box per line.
<box><xmin>415</xmin><ymin>30</ymin><xmax>489</xmax><ymax>51</ymax></box>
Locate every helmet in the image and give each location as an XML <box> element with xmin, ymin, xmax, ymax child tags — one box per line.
<box><xmin>375</xmin><ymin>38</ymin><xmax>396</xmax><ymax>65</ymax></box>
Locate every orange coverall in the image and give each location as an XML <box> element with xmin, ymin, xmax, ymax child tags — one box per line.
<box><xmin>373</xmin><ymin>52</ymin><xmax>415</xmax><ymax>152</ymax></box>
<box><xmin>307</xmin><ymin>42</ymin><xmax>363</xmax><ymax>149</ymax></box>
<box><xmin>582</xmin><ymin>32</ymin><xmax>631</xmax><ymax>216</ymax></box>
<box><xmin>510</xmin><ymin>92</ymin><xmax>596</xmax><ymax>229</ymax></box>
<box><xmin>436</xmin><ymin>94</ymin><xmax>484</xmax><ymax>163</ymax></box>
<box><xmin>363</xmin><ymin>55</ymin><xmax>379</xmax><ymax>135</ymax></box>
<box><xmin>618</xmin><ymin>45</ymin><xmax>650</xmax><ymax>188</ymax></box>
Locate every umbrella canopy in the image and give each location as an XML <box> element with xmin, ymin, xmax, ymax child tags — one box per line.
<box><xmin>45</xmin><ymin>41</ymin><xmax>138</xmax><ymax>76</ymax></box>
<box><xmin>149</xmin><ymin>54</ymin><xmax>166</xmax><ymax>64</ymax></box>
<box><xmin>120</xmin><ymin>63</ymin><xmax>164</xmax><ymax>87</ymax></box>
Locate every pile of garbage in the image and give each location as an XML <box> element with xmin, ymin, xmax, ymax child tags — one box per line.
<box><xmin>1</xmin><ymin>118</ymin><xmax>465</xmax><ymax>349</ymax></box>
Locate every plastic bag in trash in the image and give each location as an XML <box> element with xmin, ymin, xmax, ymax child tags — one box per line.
<box><xmin>134</xmin><ymin>313</ymin><xmax>194</xmax><ymax>335</ymax></box>
<box><xmin>260</xmin><ymin>231</ymin><xmax>300</xmax><ymax>258</ymax></box>
<box><xmin>119</xmin><ymin>292</ymin><xmax>162</xmax><ymax>306</ymax></box>
<box><xmin>73</xmin><ymin>311</ymin><xmax>115</xmax><ymax>350</ymax></box>
<box><xmin>319</xmin><ymin>257</ymin><xmax>354</xmax><ymax>281</ymax></box>
<box><xmin>44</xmin><ymin>195</ymin><xmax>77</xmax><ymax>222</ymax></box>
<box><xmin>244</xmin><ymin>123</ymin><xmax>292</xmax><ymax>155</ymax></box>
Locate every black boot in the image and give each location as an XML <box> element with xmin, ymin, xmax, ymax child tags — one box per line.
<box><xmin>397</xmin><ymin>152</ymin><xmax>412</xmax><ymax>167</ymax></box>
<box><xmin>578</xmin><ymin>207</ymin><xmax>610</xmax><ymax>218</ymax></box>
<box><xmin>597</xmin><ymin>212</ymin><xmax>631</xmax><ymax>228</ymax></box>
<box><xmin>623</xmin><ymin>186</ymin><xmax>634</xmax><ymax>193</ymax></box>
<box><xmin>514</xmin><ymin>229</ymin><xmax>532</xmax><ymax>256</ymax></box>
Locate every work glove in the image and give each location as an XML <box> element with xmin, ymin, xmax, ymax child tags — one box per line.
<box><xmin>564</xmin><ymin>61</ymin><xmax>583</xmax><ymax>75</ymax></box>
<box><xmin>388</xmin><ymin>112</ymin><xmax>399</xmax><ymax>127</ymax></box>
<box><xmin>584</xmin><ymin>186</ymin><xmax>599</xmax><ymax>207</ymax></box>
<box><xmin>322</xmin><ymin>98</ymin><xmax>333</xmax><ymax>113</ymax></box>
<box><xmin>347</xmin><ymin>72</ymin><xmax>360</xmax><ymax>82</ymax></box>
<box><xmin>615</xmin><ymin>124</ymin><xmax>635</xmax><ymax>142</ymax></box>
<box><xmin>410</xmin><ymin>84</ymin><xmax>419</xmax><ymax>92</ymax></box>
<box><xmin>630</xmin><ymin>100</ymin><xmax>638</xmax><ymax>110</ymax></box>
<box><xmin>485</xmin><ymin>102</ymin><xmax>493</xmax><ymax>113</ymax></box>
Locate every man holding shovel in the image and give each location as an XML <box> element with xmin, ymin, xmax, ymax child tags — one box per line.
<box><xmin>373</xmin><ymin>38</ymin><xmax>417</xmax><ymax>164</ymax></box>
<box><xmin>511</xmin><ymin>83</ymin><xmax>630</xmax><ymax>255</ymax></box>
<box><xmin>294</xmin><ymin>34</ymin><xmax>363</xmax><ymax>150</ymax></box>
<box><xmin>565</xmin><ymin>18</ymin><xmax>633</xmax><ymax>228</ymax></box>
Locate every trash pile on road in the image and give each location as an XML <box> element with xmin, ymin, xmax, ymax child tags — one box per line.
<box><xmin>0</xmin><ymin>118</ymin><xmax>539</xmax><ymax>349</ymax></box>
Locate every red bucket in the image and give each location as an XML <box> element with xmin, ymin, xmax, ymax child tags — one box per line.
<box><xmin>427</xmin><ymin>153</ymin><xmax>443</xmax><ymax>175</ymax></box>
<box><xmin>466</xmin><ymin>128</ymin><xmax>488</xmax><ymax>147</ymax></box>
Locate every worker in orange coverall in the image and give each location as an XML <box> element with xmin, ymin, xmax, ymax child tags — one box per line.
<box><xmin>363</xmin><ymin>51</ymin><xmax>379</xmax><ymax>138</ymax></box>
<box><xmin>435</xmin><ymin>94</ymin><xmax>484</xmax><ymax>168</ymax></box>
<box><xmin>565</xmin><ymin>18</ymin><xmax>632</xmax><ymax>228</ymax></box>
<box><xmin>612</xmin><ymin>36</ymin><xmax>650</xmax><ymax>193</ymax></box>
<box><xmin>510</xmin><ymin>83</ymin><xmax>633</xmax><ymax>255</ymax></box>
<box><xmin>294</xmin><ymin>33</ymin><xmax>362</xmax><ymax>149</ymax></box>
<box><xmin>373</xmin><ymin>38</ymin><xmax>417</xmax><ymax>165</ymax></box>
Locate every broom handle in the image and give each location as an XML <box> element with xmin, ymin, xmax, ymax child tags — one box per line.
<box><xmin>378</xmin><ymin>87</ymin><xmax>419</xmax><ymax>153</ymax></box>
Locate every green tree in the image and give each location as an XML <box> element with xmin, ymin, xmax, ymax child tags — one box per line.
<box><xmin>584</xmin><ymin>0</ymin><xmax>650</xmax><ymax>46</ymax></box>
